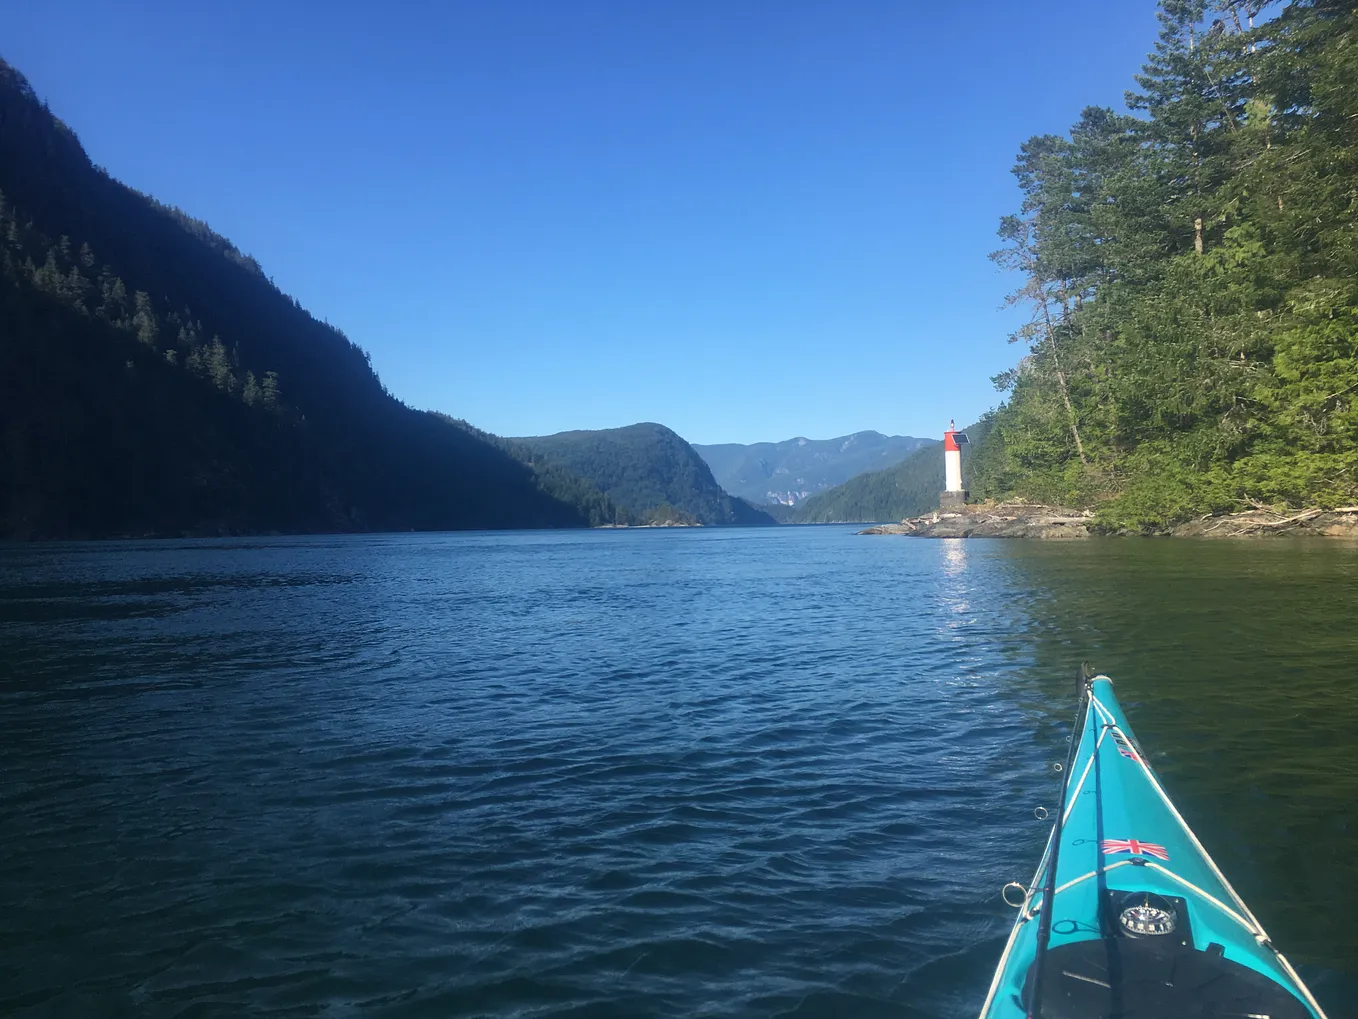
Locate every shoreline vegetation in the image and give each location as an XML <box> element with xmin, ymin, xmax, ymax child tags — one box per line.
<box><xmin>957</xmin><ymin>2</ymin><xmax>1358</xmax><ymax>533</ymax></box>
<box><xmin>858</xmin><ymin>501</ymin><xmax>1358</xmax><ymax>539</ymax></box>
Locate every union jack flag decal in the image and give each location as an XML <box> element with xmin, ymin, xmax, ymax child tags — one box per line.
<box><xmin>1110</xmin><ymin>728</ymin><xmax>1142</xmax><ymax>763</ymax></box>
<box><xmin>1102</xmin><ymin>838</ymin><xmax>1169</xmax><ymax>861</ymax></box>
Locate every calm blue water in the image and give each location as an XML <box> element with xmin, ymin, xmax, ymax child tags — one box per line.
<box><xmin>1</xmin><ymin>528</ymin><xmax>1355</xmax><ymax>1017</ymax></box>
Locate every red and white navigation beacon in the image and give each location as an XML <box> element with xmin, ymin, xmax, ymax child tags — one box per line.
<box><xmin>941</xmin><ymin>420</ymin><xmax>969</xmax><ymax>508</ymax></box>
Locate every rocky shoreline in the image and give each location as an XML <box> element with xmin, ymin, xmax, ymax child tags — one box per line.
<box><xmin>858</xmin><ymin>502</ymin><xmax>1358</xmax><ymax>539</ymax></box>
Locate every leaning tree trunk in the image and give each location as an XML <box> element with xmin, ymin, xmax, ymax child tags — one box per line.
<box><xmin>1039</xmin><ymin>296</ymin><xmax>1089</xmax><ymax>466</ymax></box>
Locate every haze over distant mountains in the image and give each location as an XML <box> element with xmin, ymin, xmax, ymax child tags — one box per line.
<box><xmin>694</xmin><ymin>432</ymin><xmax>931</xmax><ymax>506</ymax></box>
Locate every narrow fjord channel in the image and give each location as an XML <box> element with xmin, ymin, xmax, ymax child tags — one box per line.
<box><xmin>2</xmin><ymin>528</ymin><xmax>1355</xmax><ymax>1017</ymax></box>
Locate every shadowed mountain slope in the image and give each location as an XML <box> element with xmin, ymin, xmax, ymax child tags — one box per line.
<box><xmin>515</xmin><ymin>424</ymin><xmax>777</xmax><ymax>526</ymax></box>
<box><xmin>0</xmin><ymin>58</ymin><xmax>613</xmax><ymax>538</ymax></box>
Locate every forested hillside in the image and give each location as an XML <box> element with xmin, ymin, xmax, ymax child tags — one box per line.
<box><xmin>790</xmin><ymin>421</ymin><xmax>989</xmax><ymax>523</ymax></box>
<box><xmin>0</xmin><ymin>59</ymin><xmax>615</xmax><ymax>538</ymax></box>
<box><xmin>970</xmin><ymin>0</ymin><xmax>1358</xmax><ymax>530</ymax></box>
<box><xmin>516</xmin><ymin>424</ymin><xmax>777</xmax><ymax>526</ymax></box>
<box><xmin>789</xmin><ymin>442</ymin><xmax>940</xmax><ymax>523</ymax></box>
<box><xmin>694</xmin><ymin>431</ymin><xmax>930</xmax><ymax>506</ymax></box>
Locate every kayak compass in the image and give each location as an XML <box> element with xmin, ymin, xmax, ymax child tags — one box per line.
<box><xmin>1116</xmin><ymin>892</ymin><xmax>1178</xmax><ymax>938</ymax></box>
<box><xmin>979</xmin><ymin>669</ymin><xmax>1329</xmax><ymax>1018</ymax></box>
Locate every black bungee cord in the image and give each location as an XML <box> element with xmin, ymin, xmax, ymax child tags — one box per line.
<box><xmin>1027</xmin><ymin>663</ymin><xmax>1092</xmax><ymax>1019</ymax></box>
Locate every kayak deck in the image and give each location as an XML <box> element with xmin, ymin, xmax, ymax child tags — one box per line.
<box><xmin>979</xmin><ymin>674</ymin><xmax>1328</xmax><ymax>1019</ymax></box>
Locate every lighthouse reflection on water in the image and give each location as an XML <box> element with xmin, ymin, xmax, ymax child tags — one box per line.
<box><xmin>940</xmin><ymin>418</ymin><xmax>970</xmax><ymax>610</ymax></box>
<box><xmin>943</xmin><ymin>539</ymin><xmax>967</xmax><ymax>575</ymax></box>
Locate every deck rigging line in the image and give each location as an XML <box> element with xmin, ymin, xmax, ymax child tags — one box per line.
<box><xmin>1026</xmin><ymin>664</ymin><xmax>1092</xmax><ymax>1019</ymax></box>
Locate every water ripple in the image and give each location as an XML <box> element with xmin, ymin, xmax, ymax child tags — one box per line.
<box><xmin>2</xmin><ymin>530</ymin><xmax>1354</xmax><ymax>1016</ymax></box>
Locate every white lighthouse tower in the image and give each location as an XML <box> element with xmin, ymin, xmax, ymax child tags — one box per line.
<box><xmin>940</xmin><ymin>420</ymin><xmax>969</xmax><ymax>508</ymax></box>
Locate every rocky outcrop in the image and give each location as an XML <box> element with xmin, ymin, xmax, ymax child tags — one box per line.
<box><xmin>859</xmin><ymin>503</ymin><xmax>1093</xmax><ymax>539</ymax></box>
<box><xmin>857</xmin><ymin>502</ymin><xmax>1358</xmax><ymax>539</ymax></box>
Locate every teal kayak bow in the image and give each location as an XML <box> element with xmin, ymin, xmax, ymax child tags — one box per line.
<box><xmin>980</xmin><ymin>669</ymin><xmax>1329</xmax><ymax>1019</ymax></box>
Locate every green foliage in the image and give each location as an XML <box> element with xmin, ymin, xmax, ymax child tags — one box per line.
<box><xmin>0</xmin><ymin>57</ymin><xmax>614</xmax><ymax>538</ymax></box>
<box><xmin>974</xmin><ymin>0</ymin><xmax>1358</xmax><ymax>529</ymax></box>
<box><xmin>515</xmin><ymin>424</ymin><xmax>777</xmax><ymax>526</ymax></box>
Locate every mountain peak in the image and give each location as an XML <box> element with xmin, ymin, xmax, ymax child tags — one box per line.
<box><xmin>693</xmin><ymin>432</ymin><xmax>931</xmax><ymax>507</ymax></box>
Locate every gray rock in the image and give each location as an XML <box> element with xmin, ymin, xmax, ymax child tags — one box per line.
<box><xmin>858</xmin><ymin>503</ymin><xmax>1094</xmax><ymax>539</ymax></box>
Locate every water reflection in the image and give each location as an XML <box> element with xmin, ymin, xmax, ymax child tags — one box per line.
<box><xmin>992</xmin><ymin>538</ymin><xmax>1358</xmax><ymax>986</ymax></box>
<box><xmin>942</xmin><ymin>538</ymin><xmax>967</xmax><ymax>575</ymax></box>
<box><xmin>0</xmin><ymin>531</ymin><xmax>1353</xmax><ymax>1016</ymax></box>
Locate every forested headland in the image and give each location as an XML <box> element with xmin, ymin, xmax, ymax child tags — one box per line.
<box><xmin>789</xmin><ymin>440</ymin><xmax>943</xmax><ymax>523</ymax></box>
<box><xmin>967</xmin><ymin>0</ymin><xmax>1358</xmax><ymax>531</ymax></box>
<box><xmin>783</xmin><ymin>420</ymin><xmax>995</xmax><ymax>523</ymax></box>
<box><xmin>515</xmin><ymin>424</ymin><xmax>777</xmax><ymax>526</ymax></box>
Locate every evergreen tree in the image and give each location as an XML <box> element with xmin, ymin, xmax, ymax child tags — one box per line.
<box><xmin>973</xmin><ymin>0</ymin><xmax>1358</xmax><ymax>528</ymax></box>
<box><xmin>205</xmin><ymin>336</ymin><xmax>235</xmax><ymax>392</ymax></box>
<box><xmin>33</xmin><ymin>248</ymin><xmax>60</xmax><ymax>291</ymax></box>
<box><xmin>97</xmin><ymin>274</ymin><xmax>128</xmax><ymax>323</ymax></box>
<box><xmin>261</xmin><ymin>371</ymin><xmax>280</xmax><ymax>407</ymax></box>
<box><xmin>132</xmin><ymin>290</ymin><xmax>158</xmax><ymax>347</ymax></box>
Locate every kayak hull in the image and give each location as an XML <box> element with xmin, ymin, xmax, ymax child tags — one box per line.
<box><xmin>979</xmin><ymin>674</ymin><xmax>1327</xmax><ymax>1019</ymax></box>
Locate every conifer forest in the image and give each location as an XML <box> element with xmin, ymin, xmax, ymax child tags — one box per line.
<box><xmin>967</xmin><ymin>1</ymin><xmax>1358</xmax><ymax>530</ymax></box>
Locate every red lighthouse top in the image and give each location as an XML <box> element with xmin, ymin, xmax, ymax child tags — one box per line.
<box><xmin>944</xmin><ymin>420</ymin><xmax>969</xmax><ymax>451</ymax></box>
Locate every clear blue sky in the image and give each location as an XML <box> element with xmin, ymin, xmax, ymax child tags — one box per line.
<box><xmin>6</xmin><ymin>1</ymin><xmax>1158</xmax><ymax>445</ymax></box>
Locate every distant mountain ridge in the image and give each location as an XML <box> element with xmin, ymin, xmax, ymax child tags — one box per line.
<box><xmin>694</xmin><ymin>431</ymin><xmax>931</xmax><ymax>506</ymax></box>
<box><xmin>515</xmin><ymin>423</ymin><xmax>776</xmax><ymax>526</ymax></box>
<box><xmin>790</xmin><ymin>419</ymin><xmax>990</xmax><ymax>522</ymax></box>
